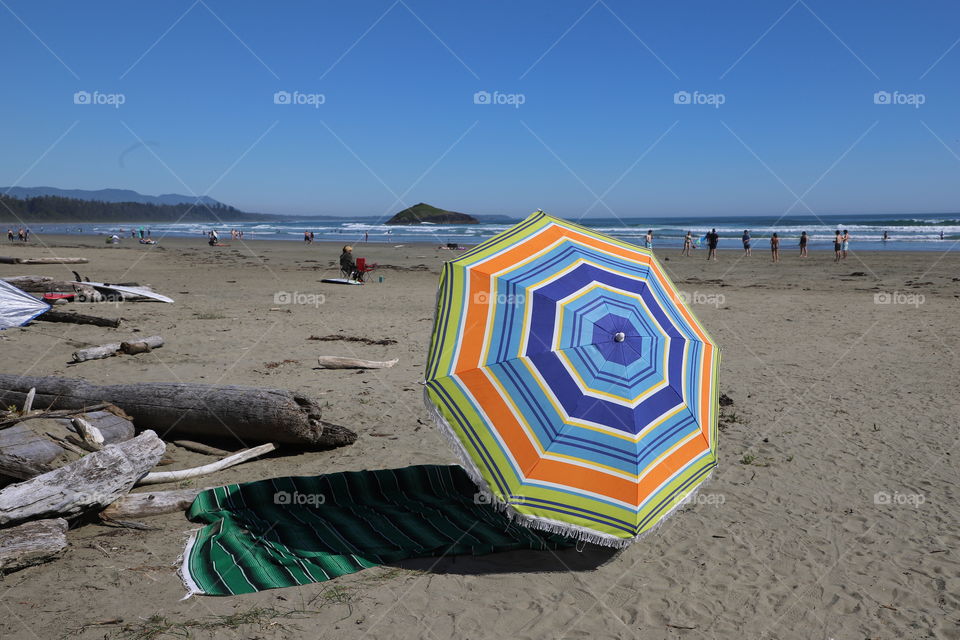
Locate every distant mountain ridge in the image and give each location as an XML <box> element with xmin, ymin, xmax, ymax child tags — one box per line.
<box><xmin>2</xmin><ymin>186</ymin><xmax>225</xmax><ymax>208</ymax></box>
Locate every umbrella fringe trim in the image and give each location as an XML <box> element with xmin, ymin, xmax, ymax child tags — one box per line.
<box><xmin>424</xmin><ymin>390</ymin><xmax>718</xmax><ymax>549</ymax></box>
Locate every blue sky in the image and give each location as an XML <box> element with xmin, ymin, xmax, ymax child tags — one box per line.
<box><xmin>2</xmin><ymin>1</ymin><xmax>958</xmax><ymax>218</ymax></box>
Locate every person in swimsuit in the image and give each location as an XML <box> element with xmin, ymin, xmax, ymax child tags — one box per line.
<box><xmin>799</xmin><ymin>231</ymin><xmax>808</xmax><ymax>258</ymax></box>
<box><xmin>833</xmin><ymin>231</ymin><xmax>842</xmax><ymax>263</ymax></box>
<box><xmin>771</xmin><ymin>232</ymin><xmax>780</xmax><ymax>262</ymax></box>
<box><xmin>742</xmin><ymin>230</ymin><xmax>751</xmax><ymax>256</ymax></box>
<box><xmin>841</xmin><ymin>230</ymin><xmax>850</xmax><ymax>260</ymax></box>
<box><xmin>681</xmin><ymin>231</ymin><xmax>693</xmax><ymax>256</ymax></box>
<box><xmin>644</xmin><ymin>230</ymin><xmax>653</xmax><ymax>250</ymax></box>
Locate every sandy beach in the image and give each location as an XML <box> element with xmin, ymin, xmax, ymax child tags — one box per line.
<box><xmin>1</xmin><ymin>234</ymin><xmax>958</xmax><ymax>639</ymax></box>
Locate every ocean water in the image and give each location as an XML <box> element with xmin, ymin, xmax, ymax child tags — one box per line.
<box><xmin>40</xmin><ymin>212</ymin><xmax>960</xmax><ymax>252</ymax></box>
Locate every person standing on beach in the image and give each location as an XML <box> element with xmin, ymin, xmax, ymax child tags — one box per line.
<box><xmin>833</xmin><ymin>231</ymin><xmax>842</xmax><ymax>263</ymax></box>
<box><xmin>644</xmin><ymin>230</ymin><xmax>653</xmax><ymax>250</ymax></box>
<box><xmin>841</xmin><ymin>230</ymin><xmax>850</xmax><ymax>260</ymax></box>
<box><xmin>742</xmin><ymin>230</ymin><xmax>751</xmax><ymax>256</ymax></box>
<box><xmin>706</xmin><ymin>229</ymin><xmax>719</xmax><ymax>261</ymax></box>
<box><xmin>799</xmin><ymin>231</ymin><xmax>808</xmax><ymax>258</ymax></box>
<box><xmin>770</xmin><ymin>233</ymin><xmax>780</xmax><ymax>262</ymax></box>
<box><xmin>364</xmin><ymin>232</ymin><xmax>369</xmax><ymax>243</ymax></box>
<box><xmin>882</xmin><ymin>231</ymin><xmax>889</xmax><ymax>242</ymax></box>
<box><xmin>7</xmin><ymin>229</ymin><xmax>13</xmax><ymax>242</ymax></box>
<box><xmin>682</xmin><ymin>231</ymin><xmax>693</xmax><ymax>256</ymax></box>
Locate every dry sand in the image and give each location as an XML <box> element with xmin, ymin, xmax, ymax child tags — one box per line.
<box><xmin>0</xmin><ymin>234</ymin><xmax>958</xmax><ymax>639</ymax></box>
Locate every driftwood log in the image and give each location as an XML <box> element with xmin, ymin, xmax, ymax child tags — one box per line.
<box><xmin>101</xmin><ymin>488</ymin><xmax>203</xmax><ymax>519</ymax></box>
<box><xmin>316</xmin><ymin>356</ymin><xmax>399</xmax><ymax>369</ymax></box>
<box><xmin>0</xmin><ymin>375</ymin><xmax>356</xmax><ymax>448</ymax></box>
<box><xmin>7</xmin><ymin>257</ymin><xmax>89</xmax><ymax>265</ymax></box>
<box><xmin>173</xmin><ymin>440</ymin><xmax>232</xmax><ymax>456</ymax></box>
<box><xmin>0</xmin><ymin>430</ymin><xmax>165</xmax><ymax>526</ymax></box>
<box><xmin>72</xmin><ymin>336</ymin><xmax>164</xmax><ymax>363</ymax></box>
<box><xmin>2</xmin><ymin>276</ymin><xmax>95</xmax><ymax>295</ymax></box>
<box><xmin>0</xmin><ymin>518</ymin><xmax>69</xmax><ymax>573</ymax></box>
<box><xmin>36</xmin><ymin>311</ymin><xmax>120</xmax><ymax>328</ymax></box>
<box><xmin>137</xmin><ymin>443</ymin><xmax>276</xmax><ymax>485</ymax></box>
<box><xmin>0</xmin><ymin>410</ymin><xmax>135</xmax><ymax>480</ymax></box>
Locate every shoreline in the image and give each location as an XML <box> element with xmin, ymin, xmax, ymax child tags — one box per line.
<box><xmin>3</xmin><ymin>233</ymin><xmax>958</xmax><ymax>254</ymax></box>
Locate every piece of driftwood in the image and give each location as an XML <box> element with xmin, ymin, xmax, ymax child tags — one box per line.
<box><xmin>2</xmin><ymin>276</ymin><xmax>98</xmax><ymax>299</ymax></box>
<box><xmin>308</xmin><ymin>335</ymin><xmax>398</xmax><ymax>346</ymax></box>
<box><xmin>0</xmin><ymin>410</ymin><xmax>134</xmax><ymax>481</ymax></box>
<box><xmin>22</xmin><ymin>388</ymin><xmax>35</xmax><ymax>413</ymax></box>
<box><xmin>71</xmin><ymin>416</ymin><xmax>104</xmax><ymax>449</ymax></box>
<box><xmin>316</xmin><ymin>356</ymin><xmax>399</xmax><ymax>369</ymax></box>
<box><xmin>0</xmin><ymin>375</ymin><xmax>357</xmax><ymax>448</ymax></box>
<box><xmin>59</xmin><ymin>410</ymin><xmax>133</xmax><ymax>443</ymax></box>
<box><xmin>72</xmin><ymin>336</ymin><xmax>164</xmax><ymax>363</ymax></box>
<box><xmin>0</xmin><ymin>518</ymin><xmax>69</xmax><ymax>573</ymax></box>
<box><xmin>137</xmin><ymin>443</ymin><xmax>276</xmax><ymax>485</ymax></box>
<box><xmin>101</xmin><ymin>488</ymin><xmax>204</xmax><ymax>519</ymax></box>
<box><xmin>11</xmin><ymin>257</ymin><xmax>88</xmax><ymax>264</ymax></box>
<box><xmin>45</xmin><ymin>432</ymin><xmax>85</xmax><ymax>455</ymax></box>
<box><xmin>0</xmin><ymin>440</ymin><xmax>55</xmax><ymax>480</ymax></box>
<box><xmin>37</xmin><ymin>311</ymin><xmax>120</xmax><ymax>328</ymax></box>
<box><xmin>0</xmin><ymin>403</ymin><xmax>112</xmax><ymax>429</ymax></box>
<box><xmin>0</xmin><ymin>430</ymin><xmax>165</xmax><ymax>527</ymax></box>
<box><xmin>120</xmin><ymin>341</ymin><xmax>152</xmax><ymax>355</ymax></box>
<box><xmin>173</xmin><ymin>440</ymin><xmax>232</xmax><ymax>456</ymax></box>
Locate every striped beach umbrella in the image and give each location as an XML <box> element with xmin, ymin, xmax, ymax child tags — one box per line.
<box><xmin>424</xmin><ymin>212</ymin><xmax>720</xmax><ymax>546</ymax></box>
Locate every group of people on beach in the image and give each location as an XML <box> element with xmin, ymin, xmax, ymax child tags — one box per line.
<box><xmin>6</xmin><ymin>228</ymin><xmax>30</xmax><ymax>242</ymax></box>
<box><xmin>660</xmin><ymin>228</ymin><xmax>852</xmax><ymax>262</ymax></box>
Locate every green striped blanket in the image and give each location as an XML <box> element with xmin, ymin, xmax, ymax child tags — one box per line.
<box><xmin>181</xmin><ymin>465</ymin><xmax>573</xmax><ymax>596</ymax></box>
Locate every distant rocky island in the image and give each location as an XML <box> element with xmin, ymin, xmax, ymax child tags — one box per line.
<box><xmin>385</xmin><ymin>203</ymin><xmax>478</xmax><ymax>225</ymax></box>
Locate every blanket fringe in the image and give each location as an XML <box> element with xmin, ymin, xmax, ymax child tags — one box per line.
<box><xmin>176</xmin><ymin>527</ymin><xmax>204</xmax><ymax>599</ymax></box>
<box><xmin>423</xmin><ymin>388</ymin><xmax>718</xmax><ymax>549</ymax></box>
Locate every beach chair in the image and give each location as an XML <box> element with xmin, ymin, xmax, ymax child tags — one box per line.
<box><xmin>353</xmin><ymin>257</ymin><xmax>376</xmax><ymax>282</ymax></box>
<box><xmin>340</xmin><ymin>257</ymin><xmax>376</xmax><ymax>282</ymax></box>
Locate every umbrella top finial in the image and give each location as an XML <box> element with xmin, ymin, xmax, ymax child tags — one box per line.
<box><xmin>614</xmin><ymin>331</ymin><xmax>626</xmax><ymax>343</ymax></box>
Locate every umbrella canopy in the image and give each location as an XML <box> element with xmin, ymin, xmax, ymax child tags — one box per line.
<box><xmin>0</xmin><ymin>280</ymin><xmax>50</xmax><ymax>330</ymax></box>
<box><xmin>424</xmin><ymin>212</ymin><xmax>720</xmax><ymax>546</ymax></box>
